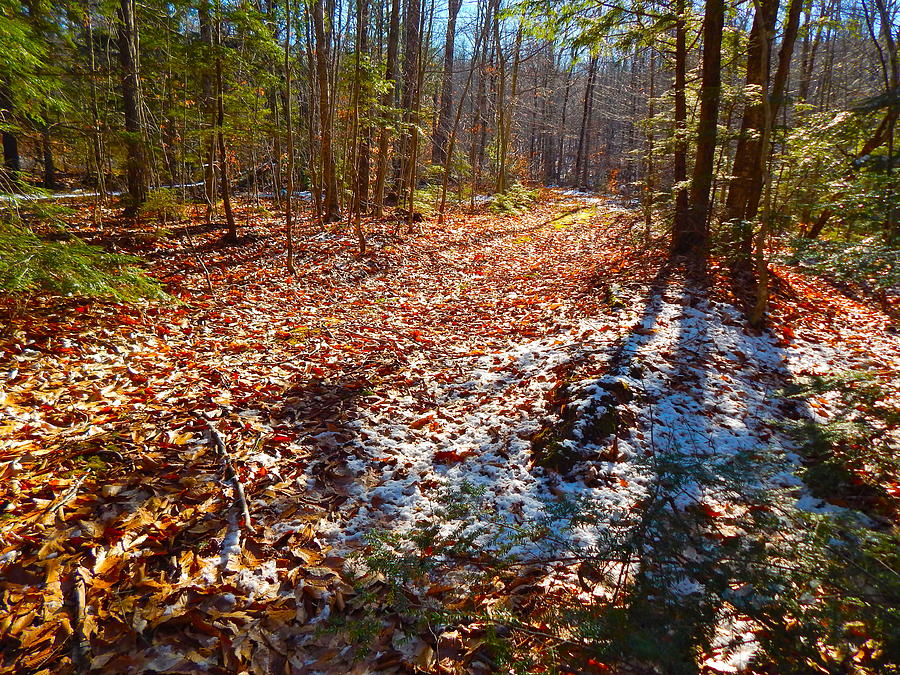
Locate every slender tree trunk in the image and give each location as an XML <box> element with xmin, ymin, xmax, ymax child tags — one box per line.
<box><xmin>433</xmin><ymin>0</ymin><xmax>461</xmax><ymax>167</ymax></box>
<box><xmin>84</xmin><ymin>5</ymin><xmax>106</xmax><ymax>201</ymax></box>
<box><xmin>497</xmin><ymin>21</ymin><xmax>523</xmax><ymax>193</ymax></box>
<box><xmin>351</xmin><ymin>0</ymin><xmax>369</xmax><ymax>251</ymax></box>
<box><xmin>644</xmin><ymin>48</ymin><xmax>656</xmax><ymax>234</ymax></box>
<box><xmin>575</xmin><ymin>56</ymin><xmax>597</xmax><ymax>188</ymax></box>
<box><xmin>398</xmin><ymin>0</ymin><xmax>422</xmax><ymax>205</ymax></box>
<box><xmin>373</xmin><ymin>0</ymin><xmax>400</xmax><ymax>216</ymax></box>
<box><xmin>313</xmin><ymin>0</ymin><xmax>340</xmax><ymax>221</ymax></box>
<box><xmin>284</xmin><ymin>0</ymin><xmax>295</xmax><ymax>272</ymax></box>
<box><xmin>200</xmin><ymin>1</ymin><xmax>217</xmax><ymax>216</ymax></box>
<box><xmin>215</xmin><ymin>0</ymin><xmax>237</xmax><ymax>240</ymax></box>
<box><xmin>673</xmin><ymin>0</ymin><xmax>689</xmax><ymax>235</ymax></box>
<box><xmin>40</xmin><ymin>120</ymin><xmax>57</xmax><ymax>188</ymax></box>
<box><xmin>356</xmin><ymin>0</ymin><xmax>371</xmax><ymax>213</ymax></box>
<box><xmin>493</xmin><ymin>17</ymin><xmax>507</xmax><ymax>192</ymax></box>
<box><xmin>117</xmin><ymin>0</ymin><xmax>148</xmax><ymax>214</ymax></box>
<box><xmin>470</xmin><ymin>0</ymin><xmax>495</xmax><ymax>199</ymax></box>
<box><xmin>438</xmin><ymin>0</ymin><xmax>490</xmax><ymax>221</ymax></box>
<box><xmin>556</xmin><ymin>64</ymin><xmax>572</xmax><ymax>183</ymax></box>
<box><xmin>672</xmin><ymin>0</ymin><xmax>725</xmax><ymax>258</ymax></box>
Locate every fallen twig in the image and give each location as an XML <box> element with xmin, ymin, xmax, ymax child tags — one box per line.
<box><xmin>207</xmin><ymin>422</ymin><xmax>252</xmax><ymax>528</ymax></box>
<box><xmin>42</xmin><ymin>474</ymin><xmax>87</xmax><ymax>524</ymax></box>
<box><xmin>71</xmin><ymin>566</ymin><xmax>89</xmax><ymax>670</ymax></box>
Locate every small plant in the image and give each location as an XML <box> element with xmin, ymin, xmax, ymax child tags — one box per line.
<box><xmin>488</xmin><ymin>184</ymin><xmax>539</xmax><ymax>215</ymax></box>
<box><xmin>355</xmin><ymin>440</ymin><xmax>900</xmax><ymax>672</ymax></box>
<box><xmin>0</xmin><ymin>219</ymin><xmax>167</xmax><ymax>301</ymax></box>
<box><xmin>138</xmin><ymin>187</ymin><xmax>187</xmax><ymax>227</ymax></box>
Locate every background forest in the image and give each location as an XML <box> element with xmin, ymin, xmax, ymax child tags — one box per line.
<box><xmin>0</xmin><ymin>0</ymin><xmax>897</xmax><ymax>267</ymax></box>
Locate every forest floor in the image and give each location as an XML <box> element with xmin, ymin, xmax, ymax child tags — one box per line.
<box><xmin>1</xmin><ymin>192</ymin><xmax>898</xmax><ymax>674</ymax></box>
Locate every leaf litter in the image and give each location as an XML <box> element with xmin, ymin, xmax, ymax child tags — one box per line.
<box><xmin>1</xmin><ymin>192</ymin><xmax>898</xmax><ymax>673</ymax></box>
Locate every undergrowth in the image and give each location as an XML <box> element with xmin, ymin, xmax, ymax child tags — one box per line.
<box><xmin>488</xmin><ymin>184</ymin><xmax>540</xmax><ymax>215</ymax></box>
<box><xmin>0</xmin><ymin>219</ymin><xmax>167</xmax><ymax>301</ymax></box>
<box><xmin>784</xmin><ymin>370</ymin><xmax>900</xmax><ymax>518</ymax></box>
<box><xmin>780</xmin><ymin>237</ymin><xmax>900</xmax><ymax>311</ymax></box>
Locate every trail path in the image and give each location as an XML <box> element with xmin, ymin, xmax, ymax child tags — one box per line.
<box><xmin>1</xmin><ymin>194</ymin><xmax>897</xmax><ymax>673</ymax></box>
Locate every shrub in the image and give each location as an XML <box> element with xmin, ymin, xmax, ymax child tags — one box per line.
<box><xmin>488</xmin><ymin>184</ymin><xmax>539</xmax><ymax>215</ymax></box>
<box><xmin>0</xmin><ymin>220</ymin><xmax>166</xmax><ymax>301</ymax></box>
<box><xmin>138</xmin><ymin>187</ymin><xmax>187</xmax><ymax>226</ymax></box>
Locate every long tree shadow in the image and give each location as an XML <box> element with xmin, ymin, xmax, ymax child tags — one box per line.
<box><xmin>359</xmin><ymin>257</ymin><xmax>825</xmax><ymax>672</ymax></box>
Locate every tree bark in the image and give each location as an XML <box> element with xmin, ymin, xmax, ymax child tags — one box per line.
<box><xmin>117</xmin><ymin>0</ymin><xmax>148</xmax><ymax>213</ymax></box>
<box><xmin>723</xmin><ymin>0</ymin><xmax>779</xmax><ymax>252</ymax></box>
<box><xmin>575</xmin><ymin>55</ymin><xmax>597</xmax><ymax>188</ymax></box>
<box><xmin>199</xmin><ymin>0</ymin><xmax>216</xmax><ymax>216</ymax></box>
<box><xmin>398</xmin><ymin>0</ymin><xmax>422</xmax><ymax>204</ymax></box>
<box><xmin>313</xmin><ymin>0</ymin><xmax>340</xmax><ymax>222</ymax></box>
<box><xmin>673</xmin><ymin>0</ymin><xmax>689</xmax><ymax>233</ymax></box>
<box><xmin>215</xmin><ymin>0</ymin><xmax>237</xmax><ymax>240</ymax></box>
<box><xmin>672</xmin><ymin>0</ymin><xmax>725</xmax><ymax>258</ymax></box>
<box><xmin>373</xmin><ymin>0</ymin><xmax>400</xmax><ymax>216</ymax></box>
<box><xmin>432</xmin><ymin>0</ymin><xmax>461</xmax><ymax>167</ymax></box>
<box><xmin>84</xmin><ymin>5</ymin><xmax>106</xmax><ymax>200</ymax></box>
<box><xmin>284</xmin><ymin>0</ymin><xmax>295</xmax><ymax>272</ymax></box>
<box><xmin>0</xmin><ymin>83</ymin><xmax>20</xmax><ymax>190</ymax></box>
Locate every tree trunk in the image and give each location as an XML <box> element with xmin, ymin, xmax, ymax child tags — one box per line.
<box><xmin>200</xmin><ymin>0</ymin><xmax>216</xmax><ymax>216</ymax></box>
<box><xmin>117</xmin><ymin>0</ymin><xmax>148</xmax><ymax>214</ymax></box>
<box><xmin>672</xmin><ymin>0</ymin><xmax>689</xmax><ymax>235</ymax></box>
<box><xmin>0</xmin><ymin>83</ymin><xmax>20</xmax><ymax>190</ymax></box>
<box><xmin>215</xmin><ymin>0</ymin><xmax>237</xmax><ymax>240</ymax></box>
<box><xmin>644</xmin><ymin>48</ymin><xmax>656</xmax><ymax>234</ymax></box>
<box><xmin>672</xmin><ymin>0</ymin><xmax>725</xmax><ymax>258</ymax></box>
<box><xmin>373</xmin><ymin>0</ymin><xmax>400</xmax><ymax>216</ymax></box>
<box><xmin>723</xmin><ymin>0</ymin><xmax>780</xmax><ymax>255</ymax></box>
<box><xmin>313</xmin><ymin>0</ymin><xmax>340</xmax><ymax>222</ymax></box>
<box><xmin>433</xmin><ymin>0</ymin><xmax>461</xmax><ymax>167</ymax></box>
<box><xmin>40</xmin><ymin>120</ymin><xmax>57</xmax><ymax>188</ymax></box>
<box><xmin>398</xmin><ymin>0</ymin><xmax>422</xmax><ymax>205</ymax></box>
<box><xmin>84</xmin><ymin>5</ymin><xmax>106</xmax><ymax>201</ymax></box>
<box><xmin>575</xmin><ymin>56</ymin><xmax>597</xmax><ymax>188</ymax></box>
<box><xmin>351</xmin><ymin>0</ymin><xmax>370</xmax><ymax>251</ymax></box>
<box><xmin>284</xmin><ymin>0</ymin><xmax>295</xmax><ymax>272</ymax></box>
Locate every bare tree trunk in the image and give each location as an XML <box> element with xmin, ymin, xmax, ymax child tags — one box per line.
<box><xmin>312</xmin><ymin>0</ymin><xmax>340</xmax><ymax>222</ymax></box>
<box><xmin>433</xmin><ymin>0</ymin><xmax>461</xmax><ymax>167</ymax></box>
<box><xmin>724</xmin><ymin>0</ymin><xmax>780</xmax><ymax>256</ymax></box>
<box><xmin>556</xmin><ymin>63</ymin><xmax>572</xmax><ymax>183</ymax></box>
<box><xmin>284</xmin><ymin>0</ymin><xmax>295</xmax><ymax>272</ymax></box>
<box><xmin>438</xmin><ymin>0</ymin><xmax>490</xmax><ymax>221</ymax></box>
<box><xmin>373</xmin><ymin>0</ymin><xmax>400</xmax><ymax>216</ymax></box>
<box><xmin>117</xmin><ymin>0</ymin><xmax>148</xmax><ymax>214</ymax></box>
<box><xmin>398</xmin><ymin>0</ymin><xmax>422</xmax><ymax>206</ymax></box>
<box><xmin>672</xmin><ymin>0</ymin><xmax>725</xmax><ymax>259</ymax></box>
<box><xmin>644</xmin><ymin>48</ymin><xmax>656</xmax><ymax>234</ymax></box>
<box><xmin>84</xmin><ymin>4</ymin><xmax>106</xmax><ymax>201</ymax></box>
<box><xmin>673</xmin><ymin>0</ymin><xmax>689</xmax><ymax>235</ymax></box>
<box><xmin>40</xmin><ymin>119</ymin><xmax>57</xmax><ymax>188</ymax></box>
<box><xmin>496</xmin><ymin>20</ymin><xmax>523</xmax><ymax>193</ymax></box>
<box><xmin>0</xmin><ymin>83</ymin><xmax>19</xmax><ymax>189</ymax></box>
<box><xmin>350</xmin><ymin>0</ymin><xmax>370</xmax><ymax>252</ymax></box>
<box><xmin>575</xmin><ymin>55</ymin><xmax>597</xmax><ymax>188</ymax></box>
<box><xmin>215</xmin><ymin>0</ymin><xmax>237</xmax><ymax>241</ymax></box>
